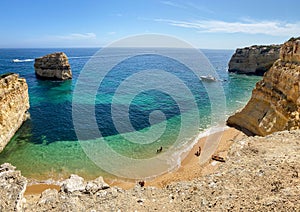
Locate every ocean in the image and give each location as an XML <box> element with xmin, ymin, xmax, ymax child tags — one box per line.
<box><xmin>0</xmin><ymin>48</ymin><xmax>261</xmax><ymax>180</ymax></box>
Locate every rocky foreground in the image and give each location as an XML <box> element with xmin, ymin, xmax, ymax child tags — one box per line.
<box><xmin>1</xmin><ymin>130</ymin><xmax>299</xmax><ymax>211</ymax></box>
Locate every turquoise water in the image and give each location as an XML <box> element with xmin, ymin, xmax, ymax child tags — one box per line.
<box><xmin>0</xmin><ymin>48</ymin><xmax>261</xmax><ymax>180</ymax></box>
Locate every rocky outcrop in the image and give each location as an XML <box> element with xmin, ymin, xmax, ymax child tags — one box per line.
<box><xmin>0</xmin><ymin>73</ymin><xmax>30</xmax><ymax>152</ymax></box>
<box><xmin>227</xmin><ymin>38</ymin><xmax>300</xmax><ymax>136</ymax></box>
<box><xmin>228</xmin><ymin>44</ymin><xmax>281</xmax><ymax>75</ymax></box>
<box><xmin>34</xmin><ymin>52</ymin><xmax>72</xmax><ymax>80</ymax></box>
<box><xmin>0</xmin><ymin>163</ymin><xmax>27</xmax><ymax>211</ymax></box>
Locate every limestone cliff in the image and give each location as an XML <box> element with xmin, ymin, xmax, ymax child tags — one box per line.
<box><xmin>0</xmin><ymin>73</ymin><xmax>30</xmax><ymax>151</ymax></box>
<box><xmin>228</xmin><ymin>44</ymin><xmax>281</xmax><ymax>75</ymax></box>
<box><xmin>34</xmin><ymin>52</ymin><xmax>72</xmax><ymax>80</ymax></box>
<box><xmin>227</xmin><ymin>38</ymin><xmax>300</xmax><ymax>136</ymax></box>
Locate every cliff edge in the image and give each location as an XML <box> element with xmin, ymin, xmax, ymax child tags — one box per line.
<box><xmin>0</xmin><ymin>73</ymin><xmax>30</xmax><ymax>152</ymax></box>
<box><xmin>34</xmin><ymin>52</ymin><xmax>72</xmax><ymax>80</ymax></box>
<box><xmin>227</xmin><ymin>38</ymin><xmax>300</xmax><ymax>136</ymax></box>
<box><xmin>228</xmin><ymin>44</ymin><xmax>281</xmax><ymax>75</ymax></box>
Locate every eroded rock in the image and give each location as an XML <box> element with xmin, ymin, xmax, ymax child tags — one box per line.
<box><xmin>228</xmin><ymin>45</ymin><xmax>281</xmax><ymax>75</ymax></box>
<box><xmin>61</xmin><ymin>174</ymin><xmax>86</xmax><ymax>193</ymax></box>
<box><xmin>38</xmin><ymin>189</ymin><xmax>59</xmax><ymax>205</ymax></box>
<box><xmin>34</xmin><ymin>52</ymin><xmax>72</xmax><ymax>80</ymax></box>
<box><xmin>0</xmin><ymin>73</ymin><xmax>30</xmax><ymax>152</ymax></box>
<box><xmin>227</xmin><ymin>38</ymin><xmax>300</xmax><ymax>136</ymax></box>
<box><xmin>0</xmin><ymin>163</ymin><xmax>27</xmax><ymax>211</ymax></box>
<box><xmin>85</xmin><ymin>176</ymin><xmax>110</xmax><ymax>194</ymax></box>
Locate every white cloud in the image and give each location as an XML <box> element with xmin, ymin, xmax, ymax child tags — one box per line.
<box><xmin>156</xmin><ymin>19</ymin><xmax>300</xmax><ymax>36</ymax></box>
<box><xmin>55</xmin><ymin>33</ymin><xmax>96</xmax><ymax>40</ymax></box>
<box><xmin>161</xmin><ymin>1</ymin><xmax>186</xmax><ymax>9</ymax></box>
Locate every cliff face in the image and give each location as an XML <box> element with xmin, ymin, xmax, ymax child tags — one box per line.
<box><xmin>34</xmin><ymin>52</ymin><xmax>72</xmax><ymax>80</ymax></box>
<box><xmin>227</xmin><ymin>38</ymin><xmax>300</xmax><ymax>136</ymax></box>
<box><xmin>228</xmin><ymin>45</ymin><xmax>281</xmax><ymax>75</ymax></box>
<box><xmin>0</xmin><ymin>73</ymin><xmax>30</xmax><ymax>151</ymax></box>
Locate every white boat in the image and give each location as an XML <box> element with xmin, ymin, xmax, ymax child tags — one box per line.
<box><xmin>200</xmin><ymin>75</ymin><xmax>217</xmax><ymax>82</ymax></box>
<box><xmin>12</xmin><ymin>59</ymin><xmax>34</xmax><ymax>63</ymax></box>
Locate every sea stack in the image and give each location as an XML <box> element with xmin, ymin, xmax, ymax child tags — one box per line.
<box><xmin>0</xmin><ymin>73</ymin><xmax>30</xmax><ymax>152</ymax></box>
<box><xmin>34</xmin><ymin>52</ymin><xmax>72</xmax><ymax>80</ymax></box>
<box><xmin>228</xmin><ymin>44</ymin><xmax>281</xmax><ymax>75</ymax></box>
<box><xmin>227</xmin><ymin>37</ymin><xmax>300</xmax><ymax>136</ymax></box>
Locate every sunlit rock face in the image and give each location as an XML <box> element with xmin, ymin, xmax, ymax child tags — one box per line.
<box><xmin>0</xmin><ymin>73</ymin><xmax>30</xmax><ymax>151</ymax></box>
<box><xmin>228</xmin><ymin>45</ymin><xmax>281</xmax><ymax>76</ymax></box>
<box><xmin>34</xmin><ymin>52</ymin><xmax>72</xmax><ymax>80</ymax></box>
<box><xmin>227</xmin><ymin>38</ymin><xmax>300</xmax><ymax>136</ymax></box>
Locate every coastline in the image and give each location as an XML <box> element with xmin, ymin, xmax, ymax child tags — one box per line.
<box><xmin>25</xmin><ymin>127</ymin><xmax>245</xmax><ymax>194</ymax></box>
<box><xmin>23</xmin><ymin>129</ymin><xmax>300</xmax><ymax>211</ymax></box>
<box><xmin>108</xmin><ymin>127</ymin><xmax>245</xmax><ymax>189</ymax></box>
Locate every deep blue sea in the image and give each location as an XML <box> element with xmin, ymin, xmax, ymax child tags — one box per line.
<box><xmin>0</xmin><ymin>48</ymin><xmax>261</xmax><ymax>180</ymax></box>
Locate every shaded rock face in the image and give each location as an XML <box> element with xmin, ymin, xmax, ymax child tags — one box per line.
<box><xmin>228</xmin><ymin>45</ymin><xmax>281</xmax><ymax>75</ymax></box>
<box><xmin>34</xmin><ymin>52</ymin><xmax>72</xmax><ymax>80</ymax></box>
<box><xmin>227</xmin><ymin>38</ymin><xmax>300</xmax><ymax>136</ymax></box>
<box><xmin>0</xmin><ymin>163</ymin><xmax>27</xmax><ymax>211</ymax></box>
<box><xmin>0</xmin><ymin>73</ymin><xmax>30</xmax><ymax>152</ymax></box>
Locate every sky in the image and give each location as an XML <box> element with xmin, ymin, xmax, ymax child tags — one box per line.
<box><xmin>1</xmin><ymin>0</ymin><xmax>300</xmax><ymax>49</ymax></box>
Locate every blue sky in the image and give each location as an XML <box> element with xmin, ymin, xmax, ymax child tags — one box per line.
<box><xmin>1</xmin><ymin>0</ymin><xmax>300</xmax><ymax>49</ymax></box>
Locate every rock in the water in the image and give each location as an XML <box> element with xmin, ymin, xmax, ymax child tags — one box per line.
<box><xmin>0</xmin><ymin>163</ymin><xmax>27</xmax><ymax>211</ymax></box>
<box><xmin>61</xmin><ymin>174</ymin><xmax>86</xmax><ymax>193</ymax></box>
<box><xmin>228</xmin><ymin>45</ymin><xmax>281</xmax><ymax>75</ymax></box>
<box><xmin>0</xmin><ymin>73</ymin><xmax>30</xmax><ymax>152</ymax></box>
<box><xmin>34</xmin><ymin>52</ymin><xmax>72</xmax><ymax>80</ymax></box>
<box><xmin>227</xmin><ymin>37</ymin><xmax>300</xmax><ymax>136</ymax></box>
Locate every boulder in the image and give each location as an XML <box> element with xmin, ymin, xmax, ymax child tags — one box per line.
<box><xmin>0</xmin><ymin>73</ymin><xmax>30</xmax><ymax>152</ymax></box>
<box><xmin>61</xmin><ymin>174</ymin><xmax>86</xmax><ymax>193</ymax></box>
<box><xmin>38</xmin><ymin>189</ymin><xmax>59</xmax><ymax>205</ymax></box>
<box><xmin>34</xmin><ymin>52</ymin><xmax>72</xmax><ymax>80</ymax></box>
<box><xmin>85</xmin><ymin>176</ymin><xmax>110</xmax><ymax>193</ymax></box>
<box><xmin>228</xmin><ymin>45</ymin><xmax>281</xmax><ymax>75</ymax></box>
<box><xmin>227</xmin><ymin>37</ymin><xmax>300</xmax><ymax>136</ymax></box>
<box><xmin>0</xmin><ymin>163</ymin><xmax>27</xmax><ymax>211</ymax></box>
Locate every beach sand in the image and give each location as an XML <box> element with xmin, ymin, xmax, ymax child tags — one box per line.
<box><xmin>25</xmin><ymin>127</ymin><xmax>245</xmax><ymax>194</ymax></box>
<box><xmin>107</xmin><ymin>127</ymin><xmax>245</xmax><ymax>189</ymax></box>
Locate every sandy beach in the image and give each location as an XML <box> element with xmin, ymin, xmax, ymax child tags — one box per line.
<box><xmin>25</xmin><ymin>127</ymin><xmax>245</xmax><ymax>194</ymax></box>
<box><xmin>107</xmin><ymin>127</ymin><xmax>245</xmax><ymax>189</ymax></box>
